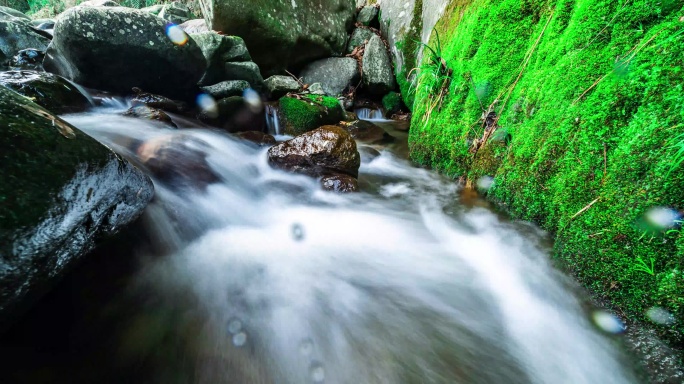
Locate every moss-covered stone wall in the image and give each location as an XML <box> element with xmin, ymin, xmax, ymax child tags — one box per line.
<box><xmin>407</xmin><ymin>0</ymin><xmax>684</xmax><ymax>346</ymax></box>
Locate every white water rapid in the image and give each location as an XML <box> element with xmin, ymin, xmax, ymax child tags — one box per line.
<box><xmin>60</xmin><ymin>105</ymin><xmax>639</xmax><ymax>384</ymax></box>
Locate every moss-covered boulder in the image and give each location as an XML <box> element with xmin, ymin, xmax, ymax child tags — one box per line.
<box><xmin>0</xmin><ymin>86</ymin><xmax>154</xmax><ymax>330</ymax></box>
<box><xmin>0</xmin><ymin>70</ymin><xmax>90</xmax><ymax>114</ymax></box>
<box><xmin>278</xmin><ymin>94</ymin><xmax>345</xmax><ymax>136</ymax></box>
<box><xmin>44</xmin><ymin>6</ymin><xmax>205</xmax><ymax>100</ymax></box>
<box><xmin>382</xmin><ymin>92</ymin><xmax>403</xmax><ymax>117</ymax></box>
<box><xmin>267</xmin><ymin>125</ymin><xmax>360</xmax><ymax>178</ymax></box>
<box><xmin>198</xmin><ymin>0</ymin><xmax>356</xmax><ymax>75</ymax></box>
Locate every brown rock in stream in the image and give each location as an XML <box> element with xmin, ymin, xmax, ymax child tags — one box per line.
<box><xmin>267</xmin><ymin>125</ymin><xmax>360</xmax><ymax>178</ymax></box>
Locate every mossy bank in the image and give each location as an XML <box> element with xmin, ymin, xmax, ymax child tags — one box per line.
<box><xmin>405</xmin><ymin>0</ymin><xmax>684</xmax><ymax>348</ymax></box>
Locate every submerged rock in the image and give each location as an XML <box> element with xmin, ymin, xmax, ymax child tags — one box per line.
<box><xmin>264</xmin><ymin>75</ymin><xmax>299</xmax><ymax>99</ymax></box>
<box><xmin>236</xmin><ymin>130</ymin><xmax>276</xmax><ymax>146</ymax></box>
<box><xmin>0</xmin><ymin>70</ymin><xmax>90</xmax><ymax>114</ymax></box>
<box><xmin>122</xmin><ymin>105</ymin><xmax>177</xmax><ymax>128</ymax></box>
<box><xmin>300</xmin><ymin>57</ymin><xmax>360</xmax><ymax>96</ymax></box>
<box><xmin>267</xmin><ymin>125</ymin><xmax>360</xmax><ymax>178</ymax></box>
<box><xmin>278</xmin><ymin>94</ymin><xmax>345</xmax><ymax>136</ymax></box>
<box><xmin>321</xmin><ymin>173</ymin><xmax>358</xmax><ymax>192</ymax></box>
<box><xmin>340</xmin><ymin>119</ymin><xmax>391</xmax><ymax>143</ymax></box>
<box><xmin>199</xmin><ymin>0</ymin><xmax>355</xmax><ymax>75</ymax></box>
<box><xmin>44</xmin><ymin>6</ymin><xmax>205</xmax><ymax>100</ymax></box>
<box><xmin>0</xmin><ymin>86</ymin><xmax>153</xmax><ymax>331</ymax></box>
<box><xmin>8</xmin><ymin>49</ymin><xmax>45</xmax><ymax>70</ymax></box>
<box><xmin>362</xmin><ymin>35</ymin><xmax>396</xmax><ymax>95</ymax></box>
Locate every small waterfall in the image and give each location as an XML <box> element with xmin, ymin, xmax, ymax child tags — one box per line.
<box><xmin>265</xmin><ymin>103</ymin><xmax>281</xmax><ymax>135</ymax></box>
<box><xmin>355</xmin><ymin>107</ymin><xmax>385</xmax><ymax>120</ymax></box>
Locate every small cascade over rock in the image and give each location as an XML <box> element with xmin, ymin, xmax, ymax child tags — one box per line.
<box><xmin>264</xmin><ymin>103</ymin><xmax>281</xmax><ymax>135</ymax></box>
<box><xmin>355</xmin><ymin>107</ymin><xmax>385</xmax><ymax>120</ymax></box>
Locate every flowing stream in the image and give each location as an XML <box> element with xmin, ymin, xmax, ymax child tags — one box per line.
<box><xmin>47</xmin><ymin>103</ymin><xmax>641</xmax><ymax>383</ymax></box>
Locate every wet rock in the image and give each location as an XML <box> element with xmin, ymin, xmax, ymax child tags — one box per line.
<box><xmin>224</xmin><ymin>61</ymin><xmax>264</xmax><ymax>90</ymax></box>
<box><xmin>321</xmin><ymin>173</ymin><xmax>359</xmax><ymax>192</ymax></box>
<box><xmin>0</xmin><ymin>86</ymin><xmax>154</xmax><ymax>331</ymax></box>
<box><xmin>264</xmin><ymin>75</ymin><xmax>299</xmax><ymax>99</ymax></box>
<box><xmin>44</xmin><ymin>7</ymin><xmax>205</xmax><ymax>100</ymax></box>
<box><xmin>200</xmin><ymin>80</ymin><xmax>249</xmax><ymax>99</ymax></box>
<box><xmin>180</xmin><ymin>18</ymin><xmax>208</xmax><ymax>34</ymax></box>
<box><xmin>358</xmin><ymin>145</ymin><xmax>381</xmax><ymax>163</ymax></box>
<box><xmin>236</xmin><ymin>130</ymin><xmax>276</xmax><ymax>146</ymax></box>
<box><xmin>122</xmin><ymin>105</ymin><xmax>177</xmax><ymax>128</ymax></box>
<box><xmin>135</xmin><ymin>133</ymin><xmax>219</xmax><ymax>189</ymax></box>
<box><xmin>340</xmin><ymin>119</ymin><xmax>391</xmax><ymax>143</ymax></box>
<box><xmin>267</xmin><ymin>125</ymin><xmax>361</xmax><ymax>178</ymax></box>
<box><xmin>130</xmin><ymin>87</ymin><xmax>187</xmax><ymax>113</ymax></box>
<box><xmin>357</xmin><ymin>6</ymin><xmax>379</xmax><ymax>27</ymax></box>
<box><xmin>198</xmin><ymin>95</ymin><xmax>264</xmax><ymax>133</ymax></box>
<box><xmin>199</xmin><ymin>0</ymin><xmax>355</xmax><ymax>75</ymax></box>
<box><xmin>190</xmin><ymin>31</ymin><xmax>254</xmax><ymax>86</ymax></box>
<box><xmin>0</xmin><ymin>19</ymin><xmax>49</xmax><ymax>62</ymax></box>
<box><xmin>0</xmin><ymin>70</ymin><xmax>90</xmax><ymax>114</ymax></box>
<box><xmin>346</xmin><ymin>27</ymin><xmax>374</xmax><ymax>53</ymax></box>
<box><xmin>78</xmin><ymin>0</ymin><xmax>119</xmax><ymax>6</ymax></box>
<box><xmin>308</xmin><ymin>82</ymin><xmax>325</xmax><ymax>95</ymax></box>
<box><xmin>300</xmin><ymin>57</ymin><xmax>360</xmax><ymax>96</ymax></box>
<box><xmin>30</xmin><ymin>19</ymin><xmax>54</xmax><ymax>31</ymax></box>
<box><xmin>8</xmin><ymin>49</ymin><xmax>45</xmax><ymax>70</ymax></box>
<box><xmin>158</xmin><ymin>1</ymin><xmax>191</xmax><ymax>25</ymax></box>
<box><xmin>278</xmin><ymin>94</ymin><xmax>345</xmax><ymax>136</ymax></box>
<box><xmin>0</xmin><ymin>6</ymin><xmax>29</xmax><ymax>22</ymax></box>
<box><xmin>362</xmin><ymin>35</ymin><xmax>396</xmax><ymax>95</ymax></box>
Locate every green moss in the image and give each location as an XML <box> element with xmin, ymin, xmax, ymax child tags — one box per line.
<box><xmin>408</xmin><ymin>0</ymin><xmax>684</xmax><ymax>347</ymax></box>
<box><xmin>278</xmin><ymin>94</ymin><xmax>345</xmax><ymax>136</ymax></box>
<box><xmin>382</xmin><ymin>92</ymin><xmax>403</xmax><ymax>116</ymax></box>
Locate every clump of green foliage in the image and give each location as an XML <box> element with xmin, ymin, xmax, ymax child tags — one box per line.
<box><xmin>409</xmin><ymin>0</ymin><xmax>684</xmax><ymax>346</ymax></box>
<box><xmin>278</xmin><ymin>94</ymin><xmax>344</xmax><ymax>136</ymax></box>
<box><xmin>381</xmin><ymin>92</ymin><xmax>403</xmax><ymax>116</ymax></box>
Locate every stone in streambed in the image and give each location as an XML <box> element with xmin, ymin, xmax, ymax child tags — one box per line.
<box><xmin>200</xmin><ymin>80</ymin><xmax>249</xmax><ymax>99</ymax></box>
<box><xmin>340</xmin><ymin>119</ymin><xmax>391</xmax><ymax>144</ymax></box>
<box><xmin>0</xmin><ymin>86</ymin><xmax>153</xmax><ymax>331</ymax></box>
<box><xmin>122</xmin><ymin>105</ymin><xmax>177</xmax><ymax>128</ymax></box>
<box><xmin>264</xmin><ymin>75</ymin><xmax>299</xmax><ymax>99</ymax></box>
<box><xmin>356</xmin><ymin>6</ymin><xmax>379</xmax><ymax>27</ymax></box>
<box><xmin>190</xmin><ymin>31</ymin><xmax>255</xmax><ymax>86</ymax></box>
<box><xmin>267</xmin><ymin>125</ymin><xmax>360</xmax><ymax>178</ymax></box>
<box><xmin>0</xmin><ymin>18</ymin><xmax>49</xmax><ymax>63</ymax></box>
<box><xmin>346</xmin><ymin>27</ymin><xmax>374</xmax><ymax>54</ymax></box>
<box><xmin>321</xmin><ymin>173</ymin><xmax>358</xmax><ymax>192</ymax></box>
<box><xmin>158</xmin><ymin>1</ymin><xmax>191</xmax><ymax>25</ymax></box>
<box><xmin>130</xmin><ymin>87</ymin><xmax>187</xmax><ymax>113</ymax></box>
<box><xmin>300</xmin><ymin>57</ymin><xmax>360</xmax><ymax>96</ymax></box>
<box><xmin>361</xmin><ymin>34</ymin><xmax>396</xmax><ymax>95</ymax></box>
<box><xmin>236</xmin><ymin>131</ymin><xmax>276</xmax><ymax>146</ymax></box>
<box><xmin>197</xmin><ymin>95</ymin><xmax>265</xmax><ymax>133</ymax></box>
<box><xmin>8</xmin><ymin>49</ymin><xmax>45</xmax><ymax>70</ymax></box>
<box><xmin>44</xmin><ymin>6</ymin><xmax>205</xmax><ymax>100</ymax></box>
<box><xmin>0</xmin><ymin>70</ymin><xmax>90</xmax><ymax>114</ymax></box>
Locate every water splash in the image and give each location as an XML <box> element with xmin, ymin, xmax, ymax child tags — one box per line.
<box><xmin>355</xmin><ymin>107</ymin><xmax>385</xmax><ymax>121</ymax></box>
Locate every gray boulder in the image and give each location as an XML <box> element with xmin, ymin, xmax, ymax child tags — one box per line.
<box><xmin>224</xmin><ymin>61</ymin><xmax>263</xmax><ymax>89</ymax></box>
<box><xmin>264</xmin><ymin>75</ymin><xmax>299</xmax><ymax>99</ymax></box>
<box><xmin>199</xmin><ymin>0</ymin><xmax>356</xmax><ymax>75</ymax></box>
<box><xmin>141</xmin><ymin>4</ymin><xmax>165</xmax><ymax>15</ymax></box>
<box><xmin>191</xmin><ymin>31</ymin><xmax>254</xmax><ymax>86</ymax></box>
<box><xmin>0</xmin><ymin>19</ymin><xmax>49</xmax><ymax>63</ymax></box>
<box><xmin>357</xmin><ymin>6</ymin><xmax>378</xmax><ymax>26</ymax></box>
<box><xmin>158</xmin><ymin>1</ymin><xmax>191</xmax><ymax>25</ymax></box>
<box><xmin>300</xmin><ymin>57</ymin><xmax>360</xmax><ymax>96</ymax></box>
<box><xmin>78</xmin><ymin>0</ymin><xmax>119</xmax><ymax>6</ymax></box>
<box><xmin>0</xmin><ymin>86</ymin><xmax>153</xmax><ymax>331</ymax></box>
<box><xmin>180</xmin><ymin>18</ymin><xmax>208</xmax><ymax>33</ymax></box>
<box><xmin>0</xmin><ymin>6</ymin><xmax>29</xmax><ymax>22</ymax></box>
<box><xmin>362</xmin><ymin>34</ymin><xmax>396</xmax><ymax>95</ymax></box>
<box><xmin>346</xmin><ymin>27</ymin><xmax>374</xmax><ymax>53</ymax></box>
<box><xmin>44</xmin><ymin>7</ymin><xmax>205</xmax><ymax>100</ymax></box>
<box><xmin>200</xmin><ymin>80</ymin><xmax>249</xmax><ymax>99</ymax></box>
<box><xmin>0</xmin><ymin>70</ymin><xmax>90</xmax><ymax>114</ymax></box>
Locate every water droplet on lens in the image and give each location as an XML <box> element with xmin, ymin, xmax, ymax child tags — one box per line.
<box><xmin>476</xmin><ymin>175</ymin><xmax>494</xmax><ymax>191</ymax></box>
<box><xmin>591</xmin><ymin>310</ymin><xmax>625</xmax><ymax>334</ymax></box>
<box><xmin>243</xmin><ymin>88</ymin><xmax>262</xmax><ymax>113</ymax></box>
<box><xmin>645</xmin><ymin>207</ymin><xmax>680</xmax><ymax>230</ymax></box>
<box><xmin>197</xmin><ymin>93</ymin><xmax>218</xmax><ymax>118</ymax></box>
<box><xmin>291</xmin><ymin>223</ymin><xmax>304</xmax><ymax>241</ymax></box>
<box><xmin>309</xmin><ymin>362</ymin><xmax>325</xmax><ymax>383</ymax></box>
<box><xmin>227</xmin><ymin>318</ymin><xmax>242</xmax><ymax>334</ymax></box>
<box><xmin>232</xmin><ymin>331</ymin><xmax>247</xmax><ymax>347</ymax></box>
<box><xmin>646</xmin><ymin>306</ymin><xmax>675</xmax><ymax>325</ymax></box>
<box><xmin>165</xmin><ymin>23</ymin><xmax>188</xmax><ymax>45</ymax></box>
<box><xmin>299</xmin><ymin>338</ymin><xmax>313</xmax><ymax>356</ymax></box>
